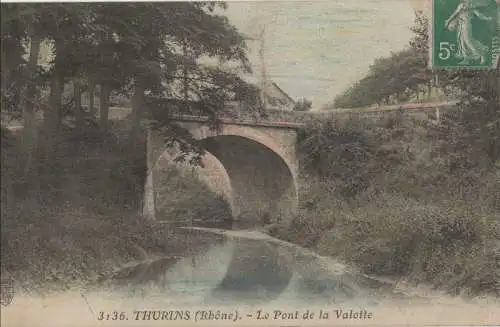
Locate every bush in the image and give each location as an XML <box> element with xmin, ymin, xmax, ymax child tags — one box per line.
<box><xmin>271</xmin><ymin>191</ymin><xmax>499</xmax><ymax>297</ymax></box>
<box><xmin>272</xmin><ymin>109</ymin><xmax>500</xmax><ymax>297</ymax></box>
<box><xmin>1</xmin><ymin>125</ymin><xmax>165</xmax><ymax>293</ymax></box>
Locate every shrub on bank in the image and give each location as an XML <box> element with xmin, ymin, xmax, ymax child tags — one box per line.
<box><xmin>1</xmin><ymin>123</ymin><xmax>235</xmax><ymax>293</ymax></box>
<box><xmin>1</xmin><ymin>126</ymin><xmax>164</xmax><ymax>293</ymax></box>
<box><xmin>311</xmin><ymin>194</ymin><xmax>498</xmax><ymax>296</ymax></box>
<box><xmin>273</xmin><ymin>111</ymin><xmax>500</xmax><ymax>297</ymax></box>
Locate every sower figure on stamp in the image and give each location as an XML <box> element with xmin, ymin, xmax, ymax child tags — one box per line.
<box><xmin>445</xmin><ymin>0</ymin><xmax>494</xmax><ymax>65</ymax></box>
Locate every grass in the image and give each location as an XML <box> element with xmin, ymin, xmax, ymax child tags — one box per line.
<box><xmin>0</xmin><ymin>122</ymin><xmax>234</xmax><ymax>293</ymax></box>
<box><xmin>270</xmin><ymin>110</ymin><xmax>500</xmax><ymax>297</ymax></box>
<box><xmin>1</xmin><ymin>125</ymin><xmax>160</xmax><ymax>293</ymax></box>
<box><xmin>273</xmin><ymin>193</ymin><xmax>498</xmax><ymax>296</ymax></box>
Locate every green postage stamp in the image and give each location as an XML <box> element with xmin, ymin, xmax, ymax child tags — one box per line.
<box><xmin>431</xmin><ymin>0</ymin><xmax>500</xmax><ymax>69</ymax></box>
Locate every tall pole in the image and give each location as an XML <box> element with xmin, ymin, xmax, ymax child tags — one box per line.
<box><xmin>258</xmin><ymin>27</ymin><xmax>267</xmax><ymax>112</ymax></box>
<box><xmin>183</xmin><ymin>39</ymin><xmax>189</xmax><ymax>114</ymax></box>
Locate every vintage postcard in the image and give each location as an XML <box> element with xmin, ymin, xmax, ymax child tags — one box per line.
<box><xmin>1</xmin><ymin>1</ymin><xmax>499</xmax><ymax>327</ymax></box>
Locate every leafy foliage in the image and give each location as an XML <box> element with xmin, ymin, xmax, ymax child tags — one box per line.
<box><xmin>0</xmin><ymin>3</ymin><xmax>259</xmax><ymax>291</ymax></box>
<box><xmin>1</xmin><ymin>3</ymin><xmax>261</xmax><ymax>145</ymax></box>
<box><xmin>272</xmin><ymin>111</ymin><xmax>500</xmax><ymax>296</ymax></box>
<box><xmin>333</xmin><ymin>9</ymin><xmax>499</xmax><ymax>163</ymax></box>
<box><xmin>333</xmin><ymin>47</ymin><xmax>433</xmax><ymax>108</ymax></box>
<box><xmin>333</xmin><ymin>9</ymin><xmax>494</xmax><ymax>109</ymax></box>
<box><xmin>281</xmin><ymin>9</ymin><xmax>500</xmax><ymax>297</ymax></box>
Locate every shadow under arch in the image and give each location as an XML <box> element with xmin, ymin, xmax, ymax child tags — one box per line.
<box><xmin>146</xmin><ymin>122</ymin><xmax>300</xmax><ymax>226</ymax></box>
<box><xmin>198</xmin><ymin>133</ymin><xmax>297</xmax><ymax>226</ymax></box>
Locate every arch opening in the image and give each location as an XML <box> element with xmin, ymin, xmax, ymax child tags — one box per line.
<box><xmin>200</xmin><ymin>134</ymin><xmax>298</xmax><ymax>227</ymax></box>
<box><xmin>145</xmin><ymin>124</ymin><xmax>299</xmax><ymax>228</ymax></box>
<box><xmin>150</xmin><ymin>146</ymin><xmax>234</xmax><ymax>227</ymax></box>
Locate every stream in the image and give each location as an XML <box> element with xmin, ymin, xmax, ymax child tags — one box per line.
<box><xmin>100</xmin><ymin>226</ymin><xmax>393</xmax><ymax>306</ymax></box>
<box><xmin>2</xmin><ymin>225</ymin><xmax>499</xmax><ymax>327</ymax></box>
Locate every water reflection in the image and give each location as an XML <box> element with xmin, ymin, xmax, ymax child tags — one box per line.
<box><xmin>101</xmin><ymin>225</ymin><xmax>394</xmax><ymax>307</ymax></box>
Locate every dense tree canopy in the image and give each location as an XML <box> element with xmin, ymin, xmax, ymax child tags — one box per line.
<box><xmin>1</xmin><ymin>3</ymin><xmax>260</xmax><ymax>123</ymax></box>
<box><xmin>332</xmin><ymin>11</ymin><xmax>438</xmax><ymax>109</ymax></box>
<box><xmin>1</xmin><ymin>2</ymin><xmax>262</xmax><ymax>168</ymax></box>
<box><xmin>333</xmin><ymin>47</ymin><xmax>433</xmax><ymax>108</ymax></box>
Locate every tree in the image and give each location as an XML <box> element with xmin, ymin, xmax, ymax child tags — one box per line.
<box><xmin>1</xmin><ymin>5</ymin><xmax>24</xmax><ymax>118</ymax></box>
<box><xmin>1</xmin><ymin>4</ymin><xmax>46</xmax><ymax>174</ymax></box>
<box><xmin>1</xmin><ymin>3</ymin><xmax>261</xmax><ymax>166</ymax></box>
<box><xmin>403</xmin><ymin>9</ymin><xmax>500</xmax><ymax>165</ymax></box>
<box><xmin>408</xmin><ymin>9</ymin><xmax>500</xmax><ymax>164</ymax></box>
<box><xmin>332</xmin><ymin>10</ymin><xmax>441</xmax><ymax>109</ymax></box>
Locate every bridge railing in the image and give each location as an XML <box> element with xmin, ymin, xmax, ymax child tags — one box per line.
<box><xmin>145</xmin><ymin>98</ymin><xmax>281</xmax><ymax>123</ymax></box>
<box><xmin>135</xmin><ymin>98</ymin><xmax>462</xmax><ymax>127</ymax></box>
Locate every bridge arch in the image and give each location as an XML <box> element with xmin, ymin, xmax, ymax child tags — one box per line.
<box><xmin>189</xmin><ymin>124</ymin><xmax>299</xmax><ymax>184</ymax></box>
<box><xmin>146</xmin><ymin>121</ymin><xmax>300</xmax><ymax>226</ymax></box>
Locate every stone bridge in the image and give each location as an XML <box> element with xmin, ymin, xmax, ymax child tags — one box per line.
<box><xmin>142</xmin><ymin>114</ymin><xmax>303</xmax><ymax>226</ymax></box>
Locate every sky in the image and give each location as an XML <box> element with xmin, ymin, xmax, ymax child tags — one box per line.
<box><xmin>32</xmin><ymin>0</ymin><xmax>431</xmax><ymax>110</ymax></box>
<box><xmin>223</xmin><ymin>0</ymin><xmax>430</xmax><ymax>109</ymax></box>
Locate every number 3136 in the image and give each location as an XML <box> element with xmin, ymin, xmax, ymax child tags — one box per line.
<box><xmin>97</xmin><ymin>311</ymin><xmax>127</xmax><ymax>320</ymax></box>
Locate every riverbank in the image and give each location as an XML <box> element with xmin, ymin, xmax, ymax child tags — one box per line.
<box><xmin>269</xmin><ymin>112</ymin><xmax>499</xmax><ymax>298</ymax></box>
<box><xmin>2</xmin><ymin>222</ymin><xmax>500</xmax><ymax>327</ymax></box>
<box><xmin>1</xmin><ymin>125</ymin><xmax>154</xmax><ymax>293</ymax></box>
<box><xmin>0</xmin><ymin>125</ymin><xmax>239</xmax><ymax>294</ymax></box>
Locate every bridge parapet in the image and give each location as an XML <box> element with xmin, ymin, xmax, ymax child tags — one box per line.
<box><xmin>144</xmin><ymin>100</ymin><xmax>304</xmax><ymax>126</ymax></box>
<box><xmin>163</xmin><ymin>114</ymin><xmax>304</xmax><ymax>130</ymax></box>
